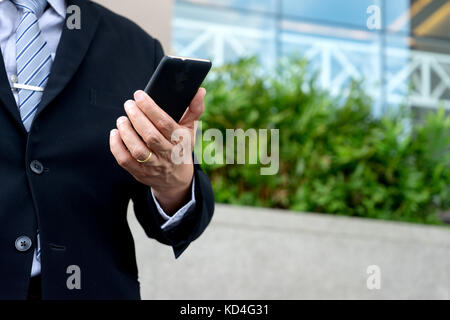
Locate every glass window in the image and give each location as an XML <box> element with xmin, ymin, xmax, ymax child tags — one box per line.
<box><xmin>173</xmin><ymin>0</ymin><xmax>450</xmax><ymax>112</ymax></box>
<box><xmin>281</xmin><ymin>0</ymin><xmax>376</xmax><ymax>30</ymax></box>
<box><xmin>385</xmin><ymin>0</ymin><xmax>411</xmax><ymax>34</ymax></box>
<box><xmin>180</xmin><ymin>0</ymin><xmax>278</xmax><ymax>13</ymax></box>
<box><xmin>411</xmin><ymin>0</ymin><xmax>450</xmax><ymax>40</ymax></box>
<box><xmin>173</xmin><ymin>2</ymin><xmax>277</xmax><ymax>65</ymax></box>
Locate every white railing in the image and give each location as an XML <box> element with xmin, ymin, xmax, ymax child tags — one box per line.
<box><xmin>173</xmin><ymin>18</ymin><xmax>450</xmax><ymax>110</ymax></box>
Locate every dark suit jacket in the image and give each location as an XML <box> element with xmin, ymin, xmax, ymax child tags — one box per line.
<box><xmin>0</xmin><ymin>0</ymin><xmax>215</xmax><ymax>300</ymax></box>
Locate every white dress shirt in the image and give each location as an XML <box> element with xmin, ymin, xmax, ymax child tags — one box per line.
<box><xmin>0</xmin><ymin>0</ymin><xmax>196</xmax><ymax>277</ymax></box>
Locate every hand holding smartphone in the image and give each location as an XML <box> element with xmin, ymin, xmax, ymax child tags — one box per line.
<box><xmin>144</xmin><ymin>55</ymin><xmax>212</xmax><ymax>122</ymax></box>
<box><xmin>111</xmin><ymin>56</ymin><xmax>212</xmax><ymax>214</ymax></box>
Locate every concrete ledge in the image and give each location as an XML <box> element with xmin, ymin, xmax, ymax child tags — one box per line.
<box><xmin>128</xmin><ymin>204</ymin><xmax>450</xmax><ymax>300</ymax></box>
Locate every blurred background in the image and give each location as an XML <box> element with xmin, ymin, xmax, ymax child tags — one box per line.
<box><xmin>97</xmin><ymin>0</ymin><xmax>449</xmax><ymax>299</ymax></box>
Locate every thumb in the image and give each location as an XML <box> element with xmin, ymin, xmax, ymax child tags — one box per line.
<box><xmin>179</xmin><ymin>88</ymin><xmax>206</xmax><ymax>128</ymax></box>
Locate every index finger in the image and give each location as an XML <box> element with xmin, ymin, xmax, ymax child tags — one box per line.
<box><xmin>134</xmin><ymin>90</ymin><xmax>179</xmax><ymax>141</ymax></box>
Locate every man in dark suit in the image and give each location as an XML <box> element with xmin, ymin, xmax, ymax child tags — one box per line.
<box><xmin>0</xmin><ymin>0</ymin><xmax>215</xmax><ymax>300</ymax></box>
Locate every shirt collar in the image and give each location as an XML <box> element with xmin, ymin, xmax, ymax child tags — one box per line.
<box><xmin>4</xmin><ymin>0</ymin><xmax>66</xmax><ymax>18</ymax></box>
<box><xmin>0</xmin><ymin>0</ymin><xmax>67</xmax><ymax>19</ymax></box>
<box><xmin>47</xmin><ymin>0</ymin><xmax>66</xmax><ymax>18</ymax></box>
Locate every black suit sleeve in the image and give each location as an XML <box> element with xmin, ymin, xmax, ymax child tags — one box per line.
<box><xmin>132</xmin><ymin>163</ymin><xmax>215</xmax><ymax>258</ymax></box>
<box><xmin>131</xmin><ymin>39</ymin><xmax>215</xmax><ymax>258</ymax></box>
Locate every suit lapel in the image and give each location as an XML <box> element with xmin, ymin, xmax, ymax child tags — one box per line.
<box><xmin>35</xmin><ymin>0</ymin><xmax>101</xmax><ymax>119</ymax></box>
<box><xmin>0</xmin><ymin>50</ymin><xmax>27</xmax><ymax>134</ymax></box>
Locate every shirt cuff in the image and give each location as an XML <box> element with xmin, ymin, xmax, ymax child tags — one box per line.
<box><xmin>150</xmin><ymin>178</ymin><xmax>196</xmax><ymax>231</ymax></box>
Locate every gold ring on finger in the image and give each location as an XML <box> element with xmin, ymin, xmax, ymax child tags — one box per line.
<box><xmin>136</xmin><ymin>152</ymin><xmax>153</xmax><ymax>164</ymax></box>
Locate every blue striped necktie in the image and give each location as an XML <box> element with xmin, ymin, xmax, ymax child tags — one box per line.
<box><xmin>12</xmin><ymin>0</ymin><xmax>52</xmax><ymax>132</ymax></box>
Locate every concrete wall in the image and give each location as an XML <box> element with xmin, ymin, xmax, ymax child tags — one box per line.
<box><xmin>128</xmin><ymin>204</ymin><xmax>450</xmax><ymax>300</ymax></box>
<box><xmin>93</xmin><ymin>0</ymin><xmax>174</xmax><ymax>51</ymax></box>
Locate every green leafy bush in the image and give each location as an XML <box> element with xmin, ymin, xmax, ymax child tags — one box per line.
<box><xmin>200</xmin><ymin>57</ymin><xmax>450</xmax><ymax>224</ymax></box>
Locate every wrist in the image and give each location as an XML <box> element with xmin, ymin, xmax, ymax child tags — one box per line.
<box><xmin>151</xmin><ymin>174</ymin><xmax>194</xmax><ymax>215</ymax></box>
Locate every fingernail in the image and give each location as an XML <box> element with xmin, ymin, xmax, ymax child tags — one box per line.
<box><xmin>135</xmin><ymin>90</ymin><xmax>145</xmax><ymax>102</ymax></box>
<box><xmin>110</xmin><ymin>129</ymin><xmax>118</xmax><ymax>137</ymax></box>
<box><xmin>124</xmin><ymin>100</ymin><xmax>136</xmax><ymax>115</ymax></box>
<box><xmin>117</xmin><ymin>116</ymin><xmax>128</xmax><ymax>126</ymax></box>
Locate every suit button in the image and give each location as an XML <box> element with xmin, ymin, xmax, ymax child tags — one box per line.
<box><xmin>30</xmin><ymin>160</ymin><xmax>44</xmax><ymax>175</ymax></box>
<box><xmin>15</xmin><ymin>236</ymin><xmax>32</xmax><ymax>252</ymax></box>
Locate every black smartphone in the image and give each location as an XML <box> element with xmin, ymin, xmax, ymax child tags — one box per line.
<box><xmin>144</xmin><ymin>55</ymin><xmax>212</xmax><ymax>122</ymax></box>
